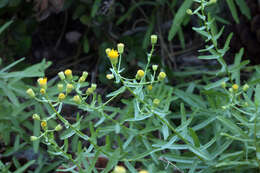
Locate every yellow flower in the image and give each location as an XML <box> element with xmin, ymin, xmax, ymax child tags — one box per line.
<box><xmin>232</xmin><ymin>84</ymin><xmax>239</xmax><ymax>91</ymax></box>
<box><xmin>40</xmin><ymin>88</ymin><xmax>46</xmax><ymax>94</ymax></box>
<box><xmin>38</xmin><ymin>77</ymin><xmax>47</xmax><ymax>89</ymax></box>
<box><xmin>64</xmin><ymin>69</ymin><xmax>73</xmax><ymax>80</ymax></box>
<box><xmin>107</xmin><ymin>49</ymin><xmax>119</xmax><ymax>65</ymax></box>
<box><xmin>136</xmin><ymin>69</ymin><xmax>145</xmax><ymax>80</ymax></box>
<box><xmin>41</xmin><ymin>120</ymin><xmax>47</xmax><ymax>129</ymax></box>
<box><xmin>58</xmin><ymin>93</ymin><xmax>66</xmax><ymax>101</ymax></box>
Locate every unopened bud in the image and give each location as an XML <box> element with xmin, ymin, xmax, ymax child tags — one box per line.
<box><xmin>73</xmin><ymin>95</ymin><xmax>82</xmax><ymax>104</ymax></box>
<box><xmin>66</xmin><ymin>84</ymin><xmax>74</xmax><ymax>94</ymax></box>
<box><xmin>57</xmin><ymin>84</ymin><xmax>64</xmax><ymax>92</ymax></box>
<box><xmin>117</xmin><ymin>43</ymin><xmax>124</xmax><ymax>54</ymax></box>
<box><xmin>152</xmin><ymin>65</ymin><xmax>158</xmax><ymax>71</ymax></box>
<box><xmin>54</xmin><ymin>124</ymin><xmax>63</xmax><ymax>131</ymax></box>
<box><xmin>32</xmin><ymin>113</ymin><xmax>40</xmax><ymax>121</ymax></box>
<box><xmin>151</xmin><ymin>35</ymin><xmax>158</xmax><ymax>45</ymax></box>
<box><xmin>26</xmin><ymin>88</ymin><xmax>35</xmax><ymax>98</ymax></box>
<box><xmin>58</xmin><ymin>71</ymin><xmax>65</xmax><ymax>80</ymax></box>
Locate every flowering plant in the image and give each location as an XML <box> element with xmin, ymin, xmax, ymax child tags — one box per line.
<box><xmin>25</xmin><ymin>0</ymin><xmax>260</xmax><ymax>172</ymax></box>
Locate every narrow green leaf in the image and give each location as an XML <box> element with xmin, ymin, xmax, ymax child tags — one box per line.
<box><xmin>226</xmin><ymin>0</ymin><xmax>239</xmax><ymax>23</ymax></box>
<box><xmin>168</xmin><ymin>0</ymin><xmax>193</xmax><ymax>40</ymax></box>
<box><xmin>235</xmin><ymin>0</ymin><xmax>251</xmax><ymax>19</ymax></box>
<box><xmin>204</xmin><ymin>77</ymin><xmax>229</xmax><ymax>90</ymax></box>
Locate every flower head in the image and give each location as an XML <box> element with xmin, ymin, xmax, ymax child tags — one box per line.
<box><xmin>106</xmin><ymin>74</ymin><xmax>114</xmax><ymax>80</ymax></box>
<box><xmin>151</xmin><ymin>35</ymin><xmax>158</xmax><ymax>45</ymax></box>
<box><xmin>147</xmin><ymin>85</ymin><xmax>153</xmax><ymax>91</ymax></box>
<box><xmin>38</xmin><ymin>77</ymin><xmax>47</xmax><ymax>89</ymax></box>
<box><xmin>64</xmin><ymin>69</ymin><xmax>73</xmax><ymax>80</ymax></box>
<box><xmin>73</xmin><ymin>95</ymin><xmax>81</xmax><ymax>104</ymax></box>
<box><xmin>136</xmin><ymin>69</ymin><xmax>145</xmax><ymax>80</ymax></box>
<box><xmin>41</xmin><ymin>120</ymin><xmax>47</xmax><ymax>130</ymax></box>
<box><xmin>232</xmin><ymin>84</ymin><xmax>239</xmax><ymax>91</ymax></box>
<box><xmin>158</xmin><ymin>72</ymin><xmax>166</xmax><ymax>81</ymax></box>
<box><xmin>58</xmin><ymin>93</ymin><xmax>66</xmax><ymax>101</ymax></box>
<box><xmin>107</xmin><ymin>49</ymin><xmax>119</xmax><ymax>66</ymax></box>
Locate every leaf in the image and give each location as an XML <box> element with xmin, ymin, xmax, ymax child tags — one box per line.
<box><xmin>0</xmin><ymin>0</ymin><xmax>8</xmax><ymax>8</ymax></box>
<box><xmin>142</xmin><ymin>14</ymin><xmax>155</xmax><ymax>49</ymax></box>
<box><xmin>91</xmin><ymin>0</ymin><xmax>101</xmax><ymax>17</ymax></box>
<box><xmin>0</xmin><ymin>20</ymin><xmax>13</xmax><ymax>34</ymax></box>
<box><xmin>226</xmin><ymin>0</ymin><xmax>239</xmax><ymax>23</ymax></box>
<box><xmin>83</xmin><ymin>36</ymin><xmax>90</xmax><ymax>53</ymax></box>
<box><xmin>106</xmin><ymin>86</ymin><xmax>126</xmax><ymax>97</ymax></box>
<box><xmin>13</xmin><ymin>160</ymin><xmax>35</xmax><ymax>173</ymax></box>
<box><xmin>198</xmin><ymin>54</ymin><xmax>219</xmax><ymax>60</ymax></box>
<box><xmin>188</xmin><ymin>128</ymin><xmax>200</xmax><ymax>147</ymax></box>
<box><xmin>235</xmin><ymin>0</ymin><xmax>251</xmax><ymax>19</ymax></box>
<box><xmin>168</xmin><ymin>0</ymin><xmax>193</xmax><ymax>41</ymax></box>
<box><xmin>217</xmin><ymin>116</ymin><xmax>248</xmax><ymax>138</ymax></box>
<box><xmin>204</xmin><ymin>77</ymin><xmax>229</xmax><ymax>90</ymax></box>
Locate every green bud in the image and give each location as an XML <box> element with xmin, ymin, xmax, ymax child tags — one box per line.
<box><xmin>151</xmin><ymin>35</ymin><xmax>158</xmax><ymax>45</ymax></box>
<box><xmin>243</xmin><ymin>84</ymin><xmax>249</xmax><ymax>91</ymax></box>
<box><xmin>152</xmin><ymin>65</ymin><xmax>158</xmax><ymax>71</ymax></box>
<box><xmin>117</xmin><ymin>43</ymin><xmax>124</xmax><ymax>54</ymax></box>
<box><xmin>57</xmin><ymin>84</ymin><xmax>64</xmax><ymax>92</ymax></box>
<box><xmin>58</xmin><ymin>71</ymin><xmax>65</xmax><ymax>80</ymax></box>
<box><xmin>186</xmin><ymin>9</ymin><xmax>193</xmax><ymax>15</ymax></box>
<box><xmin>30</xmin><ymin>136</ymin><xmax>38</xmax><ymax>141</ymax></box>
<box><xmin>26</xmin><ymin>88</ymin><xmax>35</xmax><ymax>98</ymax></box>
<box><xmin>153</xmin><ymin>98</ymin><xmax>160</xmax><ymax>106</ymax></box>
<box><xmin>54</xmin><ymin>124</ymin><xmax>63</xmax><ymax>131</ymax></box>
<box><xmin>32</xmin><ymin>113</ymin><xmax>40</xmax><ymax>121</ymax></box>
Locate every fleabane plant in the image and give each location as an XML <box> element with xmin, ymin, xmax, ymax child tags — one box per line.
<box><xmin>26</xmin><ymin>35</ymin><xmax>181</xmax><ymax>172</ymax></box>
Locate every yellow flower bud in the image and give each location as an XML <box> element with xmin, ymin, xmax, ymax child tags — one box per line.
<box><xmin>117</xmin><ymin>43</ymin><xmax>124</xmax><ymax>54</ymax></box>
<box><xmin>78</xmin><ymin>76</ymin><xmax>86</xmax><ymax>83</ymax></box>
<box><xmin>153</xmin><ymin>98</ymin><xmax>160</xmax><ymax>105</ymax></box>
<box><xmin>64</xmin><ymin>69</ymin><xmax>73</xmax><ymax>80</ymax></box>
<box><xmin>38</xmin><ymin>77</ymin><xmax>47</xmax><ymax>89</ymax></box>
<box><xmin>54</xmin><ymin>124</ymin><xmax>63</xmax><ymax>131</ymax></box>
<box><xmin>107</xmin><ymin>49</ymin><xmax>119</xmax><ymax>66</ymax></box>
<box><xmin>57</xmin><ymin>84</ymin><xmax>64</xmax><ymax>92</ymax></box>
<box><xmin>66</xmin><ymin>84</ymin><xmax>74</xmax><ymax>94</ymax></box>
<box><xmin>147</xmin><ymin>85</ymin><xmax>153</xmax><ymax>91</ymax></box>
<box><xmin>232</xmin><ymin>84</ymin><xmax>239</xmax><ymax>91</ymax></box>
<box><xmin>58</xmin><ymin>93</ymin><xmax>66</xmax><ymax>101</ymax></box>
<box><xmin>113</xmin><ymin>166</ymin><xmax>126</xmax><ymax>173</ymax></box>
<box><xmin>41</xmin><ymin>120</ymin><xmax>47</xmax><ymax>130</ymax></box>
<box><xmin>26</xmin><ymin>88</ymin><xmax>35</xmax><ymax>98</ymax></box>
<box><xmin>106</xmin><ymin>74</ymin><xmax>114</xmax><ymax>80</ymax></box>
<box><xmin>32</xmin><ymin>113</ymin><xmax>40</xmax><ymax>121</ymax></box>
<box><xmin>158</xmin><ymin>72</ymin><xmax>166</xmax><ymax>81</ymax></box>
<box><xmin>136</xmin><ymin>69</ymin><xmax>145</xmax><ymax>80</ymax></box>
<box><xmin>30</xmin><ymin>136</ymin><xmax>38</xmax><ymax>141</ymax></box>
<box><xmin>152</xmin><ymin>65</ymin><xmax>158</xmax><ymax>71</ymax></box>
<box><xmin>58</xmin><ymin>71</ymin><xmax>65</xmax><ymax>80</ymax></box>
<box><xmin>86</xmin><ymin>87</ymin><xmax>94</xmax><ymax>95</ymax></box>
<box><xmin>186</xmin><ymin>9</ymin><xmax>193</xmax><ymax>15</ymax></box>
<box><xmin>73</xmin><ymin>95</ymin><xmax>81</xmax><ymax>104</ymax></box>
<box><xmin>40</xmin><ymin>88</ymin><xmax>46</xmax><ymax>95</ymax></box>
<box><xmin>151</xmin><ymin>35</ymin><xmax>158</xmax><ymax>45</ymax></box>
